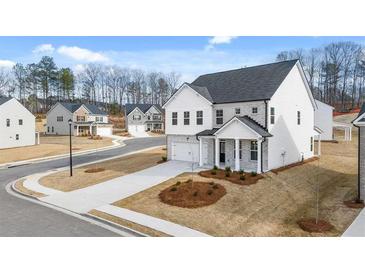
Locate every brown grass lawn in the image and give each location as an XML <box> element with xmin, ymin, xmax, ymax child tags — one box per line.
<box><xmin>113</xmin><ymin>129</ymin><xmax>361</xmax><ymax>236</ymax></box>
<box><xmin>40</xmin><ymin>147</ymin><xmax>166</xmax><ymax>192</ymax></box>
<box><xmin>0</xmin><ymin>135</ymin><xmax>113</xmax><ymax>164</ymax></box>
<box><xmin>14</xmin><ymin>179</ymin><xmax>46</xmax><ymax>198</ymax></box>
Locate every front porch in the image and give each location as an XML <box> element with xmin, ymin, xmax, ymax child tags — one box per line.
<box><xmin>74</xmin><ymin>122</ymin><xmax>97</xmax><ymax>136</ymax></box>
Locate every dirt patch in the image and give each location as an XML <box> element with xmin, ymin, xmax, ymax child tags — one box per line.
<box><xmin>14</xmin><ymin>179</ymin><xmax>46</xmax><ymax>198</ymax></box>
<box><xmin>89</xmin><ymin>209</ymin><xmax>169</xmax><ymax>237</ymax></box>
<box><xmin>199</xmin><ymin>169</ymin><xmax>263</xmax><ymax>186</ymax></box>
<box><xmin>271</xmin><ymin>157</ymin><xmax>319</xmax><ymax>174</ymax></box>
<box><xmin>85</xmin><ymin>167</ymin><xmax>105</xmax><ymax>173</ymax></box>
<box><xmin>40</xmin><ymin>147</ymin><xmax>166</xmax><ymax>192</ymax></box>
<box><xmin>297</xmin><ymin>218</ymin><xmax>334</xmax><ymax>233</ymax></box>
<box><xmin>344</xmin><ymin>200</ymin><xmax>365</xmax><ymax>209</ymax></box>
<box><xmin>159</xmin><ymin>180</ymin><xmax>226</xmax><ymax>208</ymax></box>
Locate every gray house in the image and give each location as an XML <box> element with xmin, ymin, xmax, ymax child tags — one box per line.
<box><xmin>125</xmin><ymin>104</ymin><xmax>164</xmax><ymax>133</ymax></box>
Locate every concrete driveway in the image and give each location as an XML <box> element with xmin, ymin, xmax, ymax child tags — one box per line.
<box><xmin>40</xmin><ymin>161</ymin><xmax>194</xmax><ymax>213</ymax></box>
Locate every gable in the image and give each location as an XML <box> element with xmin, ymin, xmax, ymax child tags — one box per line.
<box><xmin>215</xmin><ymin>118</ymin><xmax>260</xmax><ymax>139</ymax></box>
<box><xmin>0</xmin><ymin>98</ymin><xmax>35</xmax><ymax>118</ymax></box>
<box><xmin>128</xmin><ymin>108</ymin><xmax>144</xmax><ymax>118</ymax></box>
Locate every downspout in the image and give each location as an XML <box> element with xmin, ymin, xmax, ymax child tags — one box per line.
<box><xmin>354</xmin><ymin>124</ymin><xmax>361</xmax><ymax>202</ymax></box>
<box><xmin>261</xmin><ymin>100</ymin><xmax>269</xmax><ymax>173</ymax></box>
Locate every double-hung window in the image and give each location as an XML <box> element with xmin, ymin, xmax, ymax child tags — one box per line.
<box><xmin>297</xmin><ymin>111</ymin><xmax>301</xmax><ymax>125</ymax></box>
<box><xmin>184</xmin><ymin>111</ymin><xmax>190</xmax><ymax>125</ymax></box>
<box><xmin>252</xmin><ymin>107</ymin><xmax>258</xmax><ymax>114</ymax></box>
<box><xmin>216</xmin><ymin>109</ymin><xmax>223</xmax><ymax>124</ymax></box>
<box><xmin>57</xmin><ymin>116</ymin><xmax>63</xmax><ymax>122</ymax></box>
<box><xmin>196</xmin><ymin>111</ymin><xmax>203</xmax><ymax>125</ymax></box>
<box><xmin>250</xmin><ymin>141</ymin><xmax>258</xmax><ymax>161</ymax></box>
<box><xmin>235</xmin><ymin>108</ymin><xmax>241</xmax><ymax>115</ymax></box>
<box><xmin>18</xmin><ymin>119</ymin><xmax>23</xmax><ymax>125</ymax></box>
<box><xmin>15</xmin><ymin>134</ymin><xmax>19</xmax><ymax>140</ymax></box>
<box><xmin>133</xmin><ymin>115</ymin><xmax>141</xmax><ymax>121</ymax></box>
<box><xmin>310</xmin><ymin>137</ymin><xmax>313</xmax><ymax>152</ymax></box>
<box><xmin>6</xmin><ymin>119</ymin><xmax>10</xmax><ymax>127</ymax></box>
<box><xmin>172</xmin><ymin>112</ymin><xmax>178</xmax><ymax>125</ymax></box>
<box><xmin>270</xmin><ymin>107</ymin><xmax>275</xmax><ymax>124</ymax></box>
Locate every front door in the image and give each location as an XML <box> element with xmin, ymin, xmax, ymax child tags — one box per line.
<box><xmin>219</xmin><ymin>141</ymin><xmax>225</xmax><ymax>163</ymax></box>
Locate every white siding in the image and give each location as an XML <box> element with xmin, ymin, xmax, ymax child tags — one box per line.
<box><xmin>267</xmin><ymin>63</ymin><xmax>315</xmax><ymax>170</ymax></box>
<box><xmin>0</xmin><ymin>99</ymin><xmax>35</xmax><ymax>149</ymax></box>
<box><xmin>314</xmin><ymin>100</ymin><xmax>333</xmax><ymax>141</ymax></box>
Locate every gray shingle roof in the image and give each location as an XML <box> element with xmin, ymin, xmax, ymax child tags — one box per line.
<box><xmin>196</xmin><ymin>128</ymin><xmax>219</xmax><ymax>137</ymax></box>
<box><xmin>0</xmin><ymin>96</ymin><xmax>12</xmax><ymax>106</ymax></box>
<box><xmin>59</xmin><ymin>102</ymin><xmax>107</xmax><ymax>115</ymax></box>
<box><xmin>125</xmin><ymin>104</ymin><xmax>163</xmax><ymax>115</ymax></box>
<box><xmin>190</xmin><ymin>59</ymin><xmax>298</xmax><ymax>104</ymax></box>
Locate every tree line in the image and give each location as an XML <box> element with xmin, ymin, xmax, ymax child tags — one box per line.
<box><xmin>0</xmin><ymin>56</ymin><xmax>181</xmax><ymax>114</ymax></box>
<box><xmin>276</xmin><ymin>41</ymin><xmax>365</xmax><ymax>111</ymax></box>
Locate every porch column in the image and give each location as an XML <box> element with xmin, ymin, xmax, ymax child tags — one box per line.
<box><xmin>235</xmin><ymin>138</ymin><xmax>240</xmax><ymax>171</ymax></box>
<box><xmin>257</xmin><ymin>138</ymin><xmax>262</xmax><ymax>174</ymax></box>
<box><xmin>215</xmin><ymin>137</ymin><xmax>220</xmax><ymax>167</ymax></box>
<box><xmin>349</xmin><ymin>127</ymin><xmax>352</xmax><ymax>141</ymax></box>
<box><xmin>199</xmin><ymin>137</ymin><xmax>203</xmax><ymax>167</ymax></box>
<box><xmin>76</xmin><ymin>125</ymin><xmax>79</xmax><ymax>136</ymax></box>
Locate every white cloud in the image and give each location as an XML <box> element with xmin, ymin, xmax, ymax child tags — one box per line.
<box><xmin>73</xmin><ymin>64</ymin><xmax>86</xmax><ymax>74</ymax></box>
<box><xmin>0</xmin><ymin>59</ymin><xmax>15</xmax><ymax>68</ymax></box>
<box><xmin>33</xmin><ymin>44</ymin><xmax>55</xmax><ymax>54</ymax></box>
<box><xmin>206</xmin><ymin>36</ymin><xmax>238</xmax><ymax>50</ymax></box>
<box><xmin>57</xmin><ymin>46</ymin><xmax>109</xmax><ymax>62</ymax></box>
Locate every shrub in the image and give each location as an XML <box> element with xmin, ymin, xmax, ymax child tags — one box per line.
<box><xmin>211</xmin><ymin>170</ymin><xmax>217</xmax><ymax>175</ymax></box>
<box><xmin>213</xmin><ymin>165</ymin><xmax>218</xmax><ymax>170</ymax></box>
<box><xmin>240</xmin><ymin>175</ymin><xmax>245</xmax><ymax>181</ymax></box>
<box><xmin>225</xmin><ymin>171</ymin><xmax>230</xmax><ymax>177</ymax></box>
<box><xmin>213</xmin><ymin>184</ymin><xmax>219</xmax><ymax>189</ymax></box>
<box><xmin>175</xmin><ymin>181</ymin><xmax>181</xmax><ymax>186</ymax></box>
<box><xmin>225</xmin><ymin>166</ymin><xmax>231</xmax><ymax>172</ymax></box>
<box><xmin>251</xmin><ymin>171</ymin><xmax>257</xmax><ymax>177</ymax></box>
<box><xmin>161</xmin><ymin>156</ymin><xmax>167</xmax><ymax>162</ymax></box>
<box><xmin>239</xmin><ymin>169</ymin><xmax>244</xmax><ymax>175</ymax></box>
<box><xmin>207</xmin><ymin>190</ymin><xmax>213</xmax><ymax>195</ymax></box>
<box><xmin>193</xmin><ymin>191</ymin><xmax>198</xmax><ymax>197</ymax></box>
<box><xmin>170</xmin><ymin>187</ymin><xmax>177</xmax><ymax>192</ymax></box>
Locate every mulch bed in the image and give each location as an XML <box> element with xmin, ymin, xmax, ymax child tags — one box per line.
<box><xmin>344</xmin><ymin>199</ymin><xmax>365</xmax><ymax>209</ymax></box>
<box><xmin>159</xmin><ymin>180</ymin><xmax>226</xmax><ymax>208</ymax></box>
<box><xmin>271</xmin><ymin>157</ymin><xmax>319</xmax><ymax>174</ymax></box>
<box><xmin>297</xmin><ymin>218</ymin><xmax>334</xmax><ymax>233</ymax></box>
<box><xmin>84</xmin><ymin>167</ymin><xmax>105</xmax><ymax>173</ymax></box>
<box><xmin>198</xmin><ymin>169</ymin><xmax>263</xmax><ymax>186</ymax></box>
<box><xmin>89</xmin><ymin>135</ymin><xmax>103</xmax><ymax>140</ymax></box>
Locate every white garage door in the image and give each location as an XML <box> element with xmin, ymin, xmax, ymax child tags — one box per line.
<box><xmin>172</xmin><ymin>142</ymin><xmax>199</xmax><ymax>162</ymax></box>
<box><xmin>128</xmin><ymin>125</ymin><xmax>145</xmax><ymax>132</ymax></box>
<box><xmin>97</xmin><ymin>127</ymin><xmax>113</xmax><ymax>136</ymax></box>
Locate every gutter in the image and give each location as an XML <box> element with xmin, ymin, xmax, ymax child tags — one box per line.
<box><xmin>354</xmin><ymin>123</ymin><xmax>362</xmax><ymax>202</ymax></box>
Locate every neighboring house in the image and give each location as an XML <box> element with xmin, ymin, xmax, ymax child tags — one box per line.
<box><xmin>125</xmin><ymin>104</ymin><xmax>164</xmax><ymax>132</ymax></box>
<box><xmin>0</xmin><ymin>96</ymin><xmax>37</xmax><ymax>149</ymax></box>
<box><xmin>163</xmin><ymin>60</ymin><xmax>319</xmax><ymax>173</ymax></box>
<box><xmin>46</xmin><ymin>102</ymin><xmax>113</xmax><ymax>136</ymax></box>
<box><xmin>352</xmin><ymin>104</ymin><xmax>365</xmax><ymax>201</ymax></box>
<box><xmin>314</xmin><ymin>99</ymin><xmax>334</xmax><ymax>141</ymax></box>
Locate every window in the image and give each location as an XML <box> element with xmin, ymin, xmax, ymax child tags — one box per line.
<box><xmin>15</xmin><ymin>134</ymin><xmax>19</xmax><ymax>140</ymax></box>
<box><xmin>57</xmin><ymin>116</ymin><xmax>63</xmax><ymax>122</ymax></box>
<box><xmin>235</xmin><ymin>108</ymin><xmax>241</xmax><ymax>115</ymax></box>
<box><xmin>297</xmin><ymin>111</ymin><xmax>301</xmax><ymax>125</ymax></box>
<box><xmin>310</xmin><ymin>137</ymin><xmax>313</xmax><ymax>152</ymax></box>
<box><xmin>95</xmin><ymin>116</ymin><xmax>103</xmax><ymax>122</ymax></box>
<box><xmin>18</xmin><ymin>119</ymin><xmax>23</xmax><ymax>125</ymax></box>
<box><xmin>147</xmin><ymin>115</ymin><xmax>151</xmax><ymax>120</ymax></box>
<box><xmin>234</xmin><ymin>140</ymin><xmax>243</xmax><ymax>160</ymax></box>
<box><xmin>47</xmin><ymin>126</ymin><xmax>50</xmax><ymax>132</ymax></box>
<box><xmin>153</xmin><ymin>114</ymin><xmax>161</xmax><ymax>120</ymax></box>
<box><xmin>6</xmin><ymin>119</ymin><xmax>10</xmax><ymax>127</ymax></box>
<box><xmin>77</xmin><ymin>116</ymin><xmax>85</xmax><ymax>122</ymax></box>
<box><xmin>154</xmin><ymin>123</ymin><xmax>162</xmax><ymax>130</ymax></box>
<box><xmin>52</xmin><ymin>126</ymin><xmax>54</xmax><ymax>133</ymax></box>
<box><xmin>216</xmin><ymin>109</ymin><xmax>223</xmax><ymax>124</ymax></box>
<box><xmin>172</xmin><ymin>112</ymin><xmax>178</xmax><ymax>125</ymax></box>
<box><xmin>99</xmin><ymin>116</ymin><xmax>103</xmax><ymax>122</ymax></box>
<box><xmin>250</xmin><ymin>141</ymin><xmax>258</xmax><ymax>161</ymax></box>
<box><xmin>196</xmin><ymin>111</ymin><xmax>203</xmax><ymax>125</ymax></box>
<box><xmin>270</xmin><ymin>107</ymin><xmax>275</xmax><ymax>124</ymax></box>
<box><xmin>184</xmin><ymin>111</ymin><xmax>190</xmax><ymax>125</ymax></box>
<box><xmin>252</xmin><ymin>107</ymin><xmax>258</xmax><ymax>114</ymax></box>
<box><xmin>133</xmin><ymin>115</ymin><xmax>141</xmax><ymax>120</ymax></box>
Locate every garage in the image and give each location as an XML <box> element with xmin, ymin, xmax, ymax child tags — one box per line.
<box><xmin>128</xmin><ymin>125</ymin><xmax>145</xmax><ymax>132</ymax></box>
<box><xmin>97</xmin><ymin>126</ymin><xmax>113</xmax><ymax>136</ymax></box>
<box><xmin>172</xmin><ymin>142</ymin><xmax>199</xmax><ymax>162</ymax></box>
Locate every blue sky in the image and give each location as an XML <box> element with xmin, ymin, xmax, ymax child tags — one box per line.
<box><xmin>1</xmin><ymin>36</ymin><xmax>364</xmax><ymax>82</ymax></box>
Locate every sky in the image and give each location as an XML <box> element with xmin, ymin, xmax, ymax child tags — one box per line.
<box><xmin>1</xmin><ymin>36</ymin><xmax>365</xmax><ymax>82</ymax></box>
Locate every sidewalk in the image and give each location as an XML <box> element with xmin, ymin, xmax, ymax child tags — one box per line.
<box><xmin>342</xmin><ymin>208</ymin><xmax>365</xmax><ymax>237</ymax></box>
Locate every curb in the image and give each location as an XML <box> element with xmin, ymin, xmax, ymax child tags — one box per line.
<box><xmin>7</xmin><ymin>179</ymin><xmax>147</xmax><ymax>237</ymax></box>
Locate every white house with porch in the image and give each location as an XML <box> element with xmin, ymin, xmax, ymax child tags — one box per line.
<box><xmin>163</xmin><ymin>60</ymin><xmax>321</xmax><ymax>173</ymax></box>
<box><xmin>46</xmin><ymin>102</ymin><xmax>113</xmax><ymax>136</ymax></box>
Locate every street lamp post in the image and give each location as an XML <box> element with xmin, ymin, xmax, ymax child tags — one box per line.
<box><xmin>68</xmin><ymin>119</ymin><xmax>73</xmax><ymax>177</ymax></box>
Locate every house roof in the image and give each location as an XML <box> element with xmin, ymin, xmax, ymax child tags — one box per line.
<box><xmin>125</xmin><ymin>104</ymin><xmax>163</xmax><ymax>115</ymax></box>
<box><xmin>59</xmin><ymin>102</ymin><xmax>107</xmax><ymax>115</ymax></box>
<box><xmin>196</xmin><ymin>115</ymin><xmax>272</xmax><ymax>138</ymax></box>
<box><xmin>0</xmin><ymin>96</ymin><xmax>12</xmax><ymax>106</ymax></box>
<box><xmin>190</xmin><ymin>59</ymin><xmax>298</xmax><ymax>104</ymax></box>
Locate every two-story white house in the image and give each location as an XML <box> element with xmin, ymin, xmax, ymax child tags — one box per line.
<box><xmin>0</xmin><ymin>96</ymin><xmax>37</xmax><ymax>149</ymax></box>
<box><xmin>125</xmin><ymin>104</ymin><xmax>164</xmax><ymax>133</ymax></box>
<box><xmin>163</xmin><ymin>60</ymin><xmax>320</xmax><ymax>173</ymax></box>
<box><xmin>46</xmin><ymin>102</ymin><xmax>113</xmax><ymax>136</ymax></box>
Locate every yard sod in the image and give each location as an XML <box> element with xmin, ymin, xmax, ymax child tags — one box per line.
<box><xmin>14</xmin><ymin>179</ymin><xmax>46</xmax><ymax>198</ymax></box>
<box><xmin>0</xmin><ymin>135</ymin><xmax>113</xmax><ymax>164</ymax></box>
<box><xmin>39</xmin><ymin>147</ymin><xmax>166</xmax><ymax>192</ymax></box>
<box><xmin>112</xmin><ymin>129</ymin><xmax>361</xmax><ymax>236</ymax></box>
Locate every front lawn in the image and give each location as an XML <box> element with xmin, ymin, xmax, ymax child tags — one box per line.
<box><xmin>112</xmin><ymin>131</ymin><xmax>361</xmax><ymax>236</ymax></box>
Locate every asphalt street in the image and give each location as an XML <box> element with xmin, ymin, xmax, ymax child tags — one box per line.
<box><xmin>0</xmin><ymin>137</ymin><xmax>165</xmax><ymax>236</ymax></box>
